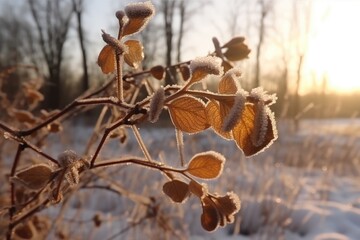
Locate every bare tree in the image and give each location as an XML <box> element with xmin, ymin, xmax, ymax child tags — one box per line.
<box><xmin>253</xmin><ymin>0</ymin><xmax>273</xmax><ymax>88</ymax></box>
<box><xmin>72</xmin><ymin>0</ymin><xmax>89</xmax><ymax>93</ymax></box>
<box><xmin>28</xmin><ymin>0</ymin><xmax>73</xmax><ymax>109</ymax></box>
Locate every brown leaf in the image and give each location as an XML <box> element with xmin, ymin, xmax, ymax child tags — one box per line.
<box><xmin>179</xmin><ymin>65</ymin><xmax>191</xmax><ymax>81</ymax></box>
<box><xmin>162</xmin><ymin>180</ymin><xmax>190</xmax><ymax>203</ymax></box>
<box><xmin>123</xmin><ymin>1</ymin><xmax>155</xmax><ymax>36</ymax></box>
<box><xmin>150</xmin><ymin>65</ymin><xmax>165</xmax><ymax>80</ymax></box>
<box><xmin>205</xmin><ymin>100</ymin><xmax>232</xmax><ymax>139</ymax></box>
<box><xmin>11</xmin><ymin>109</ymin><xmax>37</xmax><ymax>124</ymax></box>
<box><xmin>124</xmin><ymin>40</ymin><xmax>144</xmax><ymax>68</ymax></box>
<box><xmin>215</xmin><ymin>192</ymin><xmax>241</xmax><ymax>216</ymax></box>
<box><xmin>187</xmin><ymin>151</ymin><xmax>225</xmax><ymax>179</ymax></box>
<box><xmin>168</xmin><ymin>96</ymin><xmax>209</xmax><ymax>133</ymax></box>
<box><xmin>201</xmin><ymin>204</ymin><xmax>220</xmax><ymax>232</ymax></box>
<box><xmin>25</xmin><ymin>88</ymin><xmax>44</xmax><ymax>104</ymax></box>
<box><xmin>11</xmin><ymin>164</ymin><xmax>53</xmax><ymax>190</ymax></box>
<box><xmin>222</xmin><ymin>36</ymin><xmax>245</xmax><ymax>49</ymax></box>
<box><xmin>47</xmin><ymin>122</ymin><xmax>62</xmax><ymax>133</ymax></box>
<box><xmin>223</xmin><ymin>42</ymin><xmax>251</xmax><ymax>61</ymax></box>
<box><xmin>188</xmin><ymin>180</ymin><xmax>207</xmax><ymax>199</ymax></box>
<box><xmin>97</xmin><ymin>45</ymin><xmax>115</xmax><ymax>74</ymax></box>
<box><xmin>232</xmin><ymin>103</ymin><xmax>277</xmax><ymax>156</ymax></box>
<box><xmin>221</xmin><ymin>60</ymin><xmax>233</xmax><ymax>73</ymax></box>
<box><xmin>218</xmin><ymin>69</ymin><xmax>241</xmax><ymax>94</ymax></box>
<box><xmin>14</xmin><ymin>222</ymin><xmax>35</xmax><ymax>239</ymax></box>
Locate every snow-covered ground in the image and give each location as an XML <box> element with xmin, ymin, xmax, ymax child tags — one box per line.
<box><xmin>4</xmin><ymin>118</ymin><xmax>360</xmax><ymax>239</ymax></box>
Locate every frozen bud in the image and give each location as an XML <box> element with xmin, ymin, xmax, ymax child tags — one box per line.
<box><xmin>148</xmin><ymin>87</ymin><xmax>165</xmax><ymax>123</ymax></box>
<box><xmin>251</xmin><ymin>101</ymin><xmax>268</xmax><ymax>147</ymax></box>
<box><xmin>222</xmin><ymin>91</ymin><xmax>247</xmax><ymax>132</ymax></box>
<box><xmin>58</xmin><ymin>150</ymin><xmax>79</xmax><ymax>167</ymax></box>
<box><xmin>115</xmin><ymin>10</ymin><xmax>125</xmax><ymax>20</ymax></box>
<box><xmin>125</xmin><ymin>1</ymin><xmax>155</xmax><ymax>19</ymax></box>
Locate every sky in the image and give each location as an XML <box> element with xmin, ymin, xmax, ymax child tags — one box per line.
<box><xmin>1</xmin><ymin>0</ymin><xmax>360</xmax><ymax>94</ymax></box>
<box><xmin>83</xmin><ymin>0</ymin><xmax>360</xmax><ymax>94</ymax></box>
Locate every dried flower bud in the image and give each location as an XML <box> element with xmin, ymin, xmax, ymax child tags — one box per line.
<box><xmin>58</xmin><ymin>150</ymin><xmax>79</xmax><ymax>168</ymax></box>
<box><xmin>115</xmin><ymin>10</ymin><xmax>125</xmax><ymax>20</ymax></box>
<box><xmin>251</xmin><ymin>101</ymin><xmax>268</xmax><ymax>147</ymax></box>
<box><xmin>148</xmin><ymin>87</ymin><xmax>165</xmax><ymax>123</ymax></box>
<box><xmin>125</xmin><ymin>1</ymin><xmax>155</xmax><ymax>19</ymax></box>
<box><xmin>222</xmin><ymin>91</ymin><xmax>246</xmax><ymax>132</ymax></box>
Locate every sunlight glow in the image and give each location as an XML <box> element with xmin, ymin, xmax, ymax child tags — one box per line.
<box><xmin>305</xmin><ymin>1</ymin><xmax>360</xmax><ymax>94</ymax></box>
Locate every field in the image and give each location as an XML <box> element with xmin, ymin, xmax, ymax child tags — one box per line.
<box><xmin>2</xmin><ymin>118</ymin><xmax>359</xmax><ymax>239</ymax></box>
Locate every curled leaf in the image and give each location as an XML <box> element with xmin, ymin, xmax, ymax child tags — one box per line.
<box><xmin>201</xmin><ymin>204</ymin><xmax>220</xmax><ymax>232</ymax></box>
<box><xmin>187</xmin><ymin>151</ymin><xmax>225</xmax><ymax>179</ymax></box>
<box><xmin>124</xmin><ymin>40</ymin><xmax>144</xmax><ymax>68</ymax></box>
<box><xmin>232</xmin><ymin>103</ymin><xmax>277</xmax><ymax>156</ymax></box>
<box><xmin>168</xmin><ymin>96</ymin><xmax>209</xmax><ymax>133</ymax></box>
<box><xmin>14</xmin><ymin>222</ymin><xmax>35</xmax><ymax>239</ymax></box>
<box><xmin>223</xmin><ymin>41</ymin><xmax>251</xmax><ymax>61</ymax></box>
<box><xmin>11</xmin><ymin>164</ymin><xmax>53</xmax><ymax>190</ymax></box>
<box><xmin>97</xmin><ymin>45</ymin><xmax>115</xmax><ymax>74</ymax></box>
<box><xmin>215</xmin><ymin>192</ymin><xmax>241</xmax><ymax>216</ymax></box>
<box><xmin>218</xmin><ymin>68</ymin><xmax>242</xmax><ymax>94</ymax></box>
<box><xmin>222</xmin><ymin>36</ymin><xmax>245</xmax><ymax>49</ymax></box>
<box><xmin>189</xmin><ymin>180</ymin><xmax>207</xmax><ymax>199</ymax></box>
<box><xmin>162</xmin><ymin>180</ymin><xmax>190</xmax><ymax>203</ymax></box>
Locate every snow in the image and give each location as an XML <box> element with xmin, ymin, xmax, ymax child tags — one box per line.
<box><xmin>5</xmin><ymin>118</ymin><xmax>360</xmax><ymax>239</ymax></box>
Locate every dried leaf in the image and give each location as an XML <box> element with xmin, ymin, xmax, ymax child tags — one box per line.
<box><xmin>201</xmin><ymin>204</ymin><xmax>219</xmax><ymax>232</ymax></box>
<box><xmin>168</xmin><ymin>96</ymin><xmax>209</xmax><ymax>133</ymax></box>
<box><xmin>187</xmin><ymin>151</ymin><xmax>225</xmax><ymax>179</ymax></box>
<box><xmin>215</xmin><ymin>192</ymin><xmax>241</xmax><ymax>216</ymax></box>
<box><xmin>11</xmin><ymin>164</ymin><xmax>53</xmax><ymax>190</ymax></box>
<box><xmin>25</xmin><ymin>88</ymin><xmax>44</xmax><ymax>104</ymax></box>
<box><xmin>124</xmin><ymin>40</ymin><xmax>144</xmax><ymax>68</ymax></box>
<box><xmin>189</xmin><ymin>180</ymin><xmax>207</xmax><ymax>199</ymax></box>
<box><xmin>14</xmin><ymin>222</ymin><xmax>35</xmax><ymax>239</ymax></box>
<box><xmin>221</xmin><ymin>60</ymin><xmax>233</xmax><ymax>73</ymax></box>
<box><xmin>223</xmin><ymin>42</ymin><xmax>251</xmax><ymax>61</ymax></box>
<box><xmin>11</xmin><ymin>109</ymin><xmax>36</xmax><ymax>124</ymax></box>
<box><xmin>47</xmin><ymin>122</ymin><xmax>62</xmax><ymax>133</ymax></box>
<box><xmin>222</xmin><ymin>36</ymin><xmax>245</xmax><ymax>49</ymax></box>
<box><xmin>205</xmin><ymin>100</ymin><xmax>232</xmax><ymax>139</ymax></box>
<box><xmin>218</xmin><ymin>68</ymin><xmax>241</xmax><ymax>94</ymax></box>
<box><xmin>232</xmin><ymin>103</ymin><xmax>277</xmax><ymax>156</ymax></box>
<box><xmin>123</xmin><ymin>1</ymin><xmax>155</xmax><ymax>36</ymax></box>
<box><xmin>162</xmin><ymin>180</ymin><xmax>190</xmax><ymax>203</ymax></box>
<box><xmin>150</xmin><ymin>65</ymin><xmax>165</xmax><ymax>80</ymax></box>
<box><xmin>97</xmin><ymin>45</ymin><xmax>115</xmax><ymax>74</ymax></box>
<box><xmin>179</xmin><ymin>65</ymin><xmax>191</xmax><ymax>81</ymax></box>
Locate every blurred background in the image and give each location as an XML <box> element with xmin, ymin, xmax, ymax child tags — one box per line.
<box><xmin>0</xmin><ymin>0</ymin><xmax>359</xmax><ymax>119</ymax></box>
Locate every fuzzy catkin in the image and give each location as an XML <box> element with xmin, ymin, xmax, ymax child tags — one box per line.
<box><xmin>148</xmin><ymin>87</ymin><xmax>165</xmax><ymax>123</ymax></box>
<box><xmin>125</xmin><ymin>1</ymin><xmax>155</xmax><ymax>19</ymax></box>
<box><xmin>251</xmin><ymin>101</ymin><xmax>268</xmax><ymax>147</ymax></box>
<box><xmin>222</xmin><ymin>93</ymin><xmax>246</xmax><ymax>132</ymax></box>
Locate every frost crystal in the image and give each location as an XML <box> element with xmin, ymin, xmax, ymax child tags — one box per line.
<box><xmin>190</xmin><ymin>56</ymin><xmax>223</xmax><ymax>76</ymax></box>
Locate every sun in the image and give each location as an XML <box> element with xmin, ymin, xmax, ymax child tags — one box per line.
<box><xmin>305</xmin><ymin>1</ymin><xmax>360</xmax><ymax>94</ymax></box>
